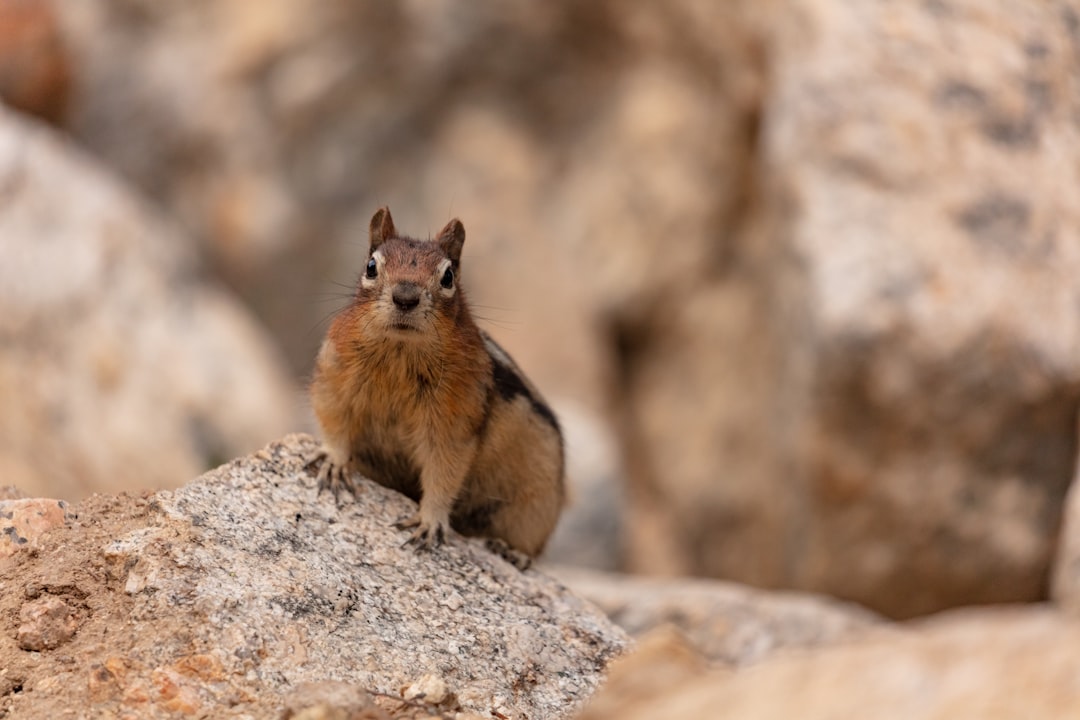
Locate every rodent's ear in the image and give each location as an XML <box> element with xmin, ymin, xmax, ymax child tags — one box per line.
<box><xmin>369</xmin><ymin>207</ymin><xmax>396</xmax><ymax>252</ymax></box>
<box><xmin>436</xmin><ymin>218</ymin><xmax>465</xmax><ymax>264</ymax></box>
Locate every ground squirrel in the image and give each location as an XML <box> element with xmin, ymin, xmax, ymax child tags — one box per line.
<box><xmin>308</xmin><ymin>207</ymin><xmax>565</xmax><ymax>558</ymax></box>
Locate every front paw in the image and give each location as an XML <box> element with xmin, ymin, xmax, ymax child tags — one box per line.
<box><xmin>395</xmin><ymin>512</ymin><xmax>448</xmax><ymax>551</ymax></box>
<box><xmin>304</xmin><ymin>449</ymin><xmax>353</xmax><ymax>505</ymax></box>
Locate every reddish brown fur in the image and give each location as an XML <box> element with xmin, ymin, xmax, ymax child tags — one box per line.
<box><xmin>309</xmin><ymin>207</ymin><xmax>564</xmax><ymax>558</ymax></box>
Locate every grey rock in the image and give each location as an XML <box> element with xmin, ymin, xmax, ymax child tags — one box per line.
<box><xmin>552</xmin><ymin>567</ymin><xmax>880</xmax><ymax>667</ymax></box>
<box><xmin>609</xmin><ymin>0</ymin><xmax>1080</xmax><ymax>618</ymax></box>
<box><xmin>0</xmin><ymin>433</ymin><xmax>629</xmax><ymax>719</ymax></box>
<box><xmin>0</xmin><ymin>105</ymin><xmax>296</xmax><ymax>500</ymax></box>
<box><xmin>50</xmin><ymin>0</ymin><xmax>1080</xmax><ymax>619</ymax></box>
<box><xmin>1051</xmin><ymin>423</ymin><xmax>1080</xmax><ymax>613</ymax></box>
<box><xmin>579</xmin><ymin>606</ymin><xmax>1080</xmax><ymax>720</ymax></box>
<box><xmin>542</xmin><ymin>403</ymin><xmax>623</xmax><ymax>571</ymax></box>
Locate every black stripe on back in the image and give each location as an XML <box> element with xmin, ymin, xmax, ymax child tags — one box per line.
<box><xmin>491</xmin><ymin>358</ymin><xmax>560</xmax><ymax>432</ymax></box>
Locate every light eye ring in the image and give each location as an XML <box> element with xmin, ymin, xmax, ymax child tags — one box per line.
<box><xmin>365</xmin><ymin>257</ymin><xmax>378</xmax><ymax>279</ymax></box>
<box><xmin>440</xmin><ymin>266</ymin><xmax>454</xmax><ymax>289</ymax></box>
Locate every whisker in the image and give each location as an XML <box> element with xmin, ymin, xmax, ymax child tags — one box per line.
<box><xmin>306</xmin><ymin>302</ymin><xmax>352</xmax><ymax>339</ymax></box>
<box><xmin>474</xmin><ymin>318</ymin><xmax>520</xmax><ymax>332</ymax></box>
<box><xmin>305</xmin><ymin>293</ymin><xmax>355</xmax><ymax>305</ymax></box>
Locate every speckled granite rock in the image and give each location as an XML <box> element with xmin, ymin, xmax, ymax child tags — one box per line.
<box><xmin>0</xmin><ymin>434</ymin><xmax>629</xmax><ymax>719</ymax></box>
<box><xmin>0</xmin><ymin>497</ymin><xmax>72</xmax><ymax>559</ymax></box>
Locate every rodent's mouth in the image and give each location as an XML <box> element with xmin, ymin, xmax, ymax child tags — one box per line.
<box><xmin>389</xmin><ymin>322</ymin><xmax>420</xmax><ymax>332</ymax></box>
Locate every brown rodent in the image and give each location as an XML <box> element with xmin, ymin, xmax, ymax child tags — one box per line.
<box><xmin>308</xmin><ymin>207</ymin><xmax>565</xmax><ymax>559</ymax></box>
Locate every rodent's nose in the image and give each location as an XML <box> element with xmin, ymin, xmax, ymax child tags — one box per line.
<box><xmin>391</xmin><ymin>283</ymin><xmax>421</xmax><ymax>311</ymax></box>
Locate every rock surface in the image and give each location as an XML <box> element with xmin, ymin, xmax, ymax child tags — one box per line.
<box><xmin>552</xmin><ymin>567</ymin><xmax>880</xmax><ymax>666</ymax></box>
<box><xmin>52</xmin><ymin>0</ymin><xmax>732</xmax><ymax>408</ymax></box>
<box><xmin>0</xmin><ymin>0</ymin><xmax>69</xmax><ymax>123</ymax></box>
<box><xmin>0</xmin><ymin>497</ymin><xmax>71</xmax><ymax>559</ymax></box>
<box><xmin>611</xmin><ymin>0</ymin><xmax>1080</xmax><ymax>617</ymax></box>
<box><xmin>542</xmin><ymin>405</ymin><xmax>623</xmax><ymax>572</ymax></box>
<box><xmin>1051</xmin><ymin>420</ymin><xmax>1080</xmax><ymax>612</ymax></box>
<box><xmin>0</xmin><ymin>434</ymin><xmax>629</xmax><ymax>719</ymax></box>
<box><xmin>579</xmin><ymin>606</ymin><xmax>1080</xmax><ymax>720</ymax></box>
<box><xmin>48</xmin><ymin>0</ymin><xmax>1080</xmax><ymax>617</ymax></box>
<box><xmin>0</xmin><ymin>105</ymin><xmax>296</xmax><ymax>500</ymax></box>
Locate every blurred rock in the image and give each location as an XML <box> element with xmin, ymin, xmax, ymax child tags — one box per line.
<box><xmin>52</xmin><ymin>2</ymin><xmax>631</xmax><ymax>393</ymax></box>
<box><xmin>0</xmin><ymin>106</ymin><xmax>296</xmax><ymax>500</ymax></box>
<box><xmin>542</xmin><ymin>403</ymin><xmax>623</xmax><ymax>570</ymax></box>
<box><xmin>0</xmin><ymin>434</ymin><xmax>629</xmax><ymax>719</ymax></box>
<box><xmin>0</xmin><ymin>0</ymin><xmax>68</xmax><ymax>123</ymax></box>
<box><xmin>50</xmin><ymin>0</ymin><xmax>1080</xmax><ymax>617</ymax></box>
<box><xmin>574</xmin><ymin>626</ymin><xmax>708</xmax><ymax>720</ymax></box>
<box><xmin>1051</xmin><ymin>420</ymin><xmax>1080</xmax><ymax>612</ymax></box>
<box><xmin>0</xmin><ymin>486</ymin><xmax>27</xmax><ymax>500</ymax></box>
<box><xmin>578</xmin><ymin>606</ymin><xmax>1080</xmax><ymax>720</ymax></box>
<box><xmin>611</xmin><ymin>0</ymin><xmax>1080</xmax><ymax>617</ymax></box>
<box><xmin>552</xmin><ymin>567</ymin><xmax>879</xmax><ymax>667</ymax></box>
<box><xmin>281</xmin><ymin>682</ymin><xmax>390</xmax><ymax>720</ymax></box>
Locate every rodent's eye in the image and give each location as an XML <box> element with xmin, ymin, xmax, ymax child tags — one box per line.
<box><xmin>440</xmin><ymin>267</ymin><xmax>454</xmax><ymax>289</ymax></box>
<box><xmin>365</xmin><ymin>258</ymin><xmax>378</xmax><ymax>279</ymax></box>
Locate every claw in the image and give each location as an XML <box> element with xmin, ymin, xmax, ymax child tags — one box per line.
<box><xmin>304</xmin><ymin>449</ymin><xmax>353</xmax><ymax>505</ymax></box>
<box><xmin>484</xmin><ymin>538</ymin><xmax>532</xmax><ymax>571</ymax></box>
<box><xmin>393</xmin><ymin>513</ymin><xmax>421</xmax><ymax>531</ymax></box>
<box><xmin>395</xmin><ymin>513</ymin><xmax>447</xmax><ymax>551</ymax></box>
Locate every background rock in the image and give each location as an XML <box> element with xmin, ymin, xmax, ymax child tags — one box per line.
<box><xmin>51</xmin><ymin>0</ymin><xmax>755</xmax><ymax>410</ymax></box>
<box><xmin>1050</xmin><ymin>419</ymin><xmax>1080</xmax><ymax>612</ymax></box>
<box><xmin>578</xmin><ymin>606</ymin><xmax>1080</xmax><ymax>720</ymax></box>
<box><xmin>0</xmin><ymin>105</ymin><xmax>296</xmax><ymax>500</ymax></box>
<box><xmin>35</xmin><ymin>0</ymin><xmax>1080</xmax><ymax>617</ymax></box>
<box><xmin>552</xmin><ymin>567</ymin><xmax>879</xmax><ymax>667</ymax></box>
<box><xmin>608</xmin><ymin>0</ymin><xmax>1080</xmax><ymax>617</ymax></box>
<box><xmin>0</xmin><ymin>0</ymin><xmax>69</xmax><ymax>123</ymax></box>
<box><xmin>0</xmin><ymin>434</ymin><xmax>629</xmax><ymax>720</ymax></box>
<box><xmin>542</xmin><ymin>405</ymin><xmax>624</xmax><ymax>571</ymax></box>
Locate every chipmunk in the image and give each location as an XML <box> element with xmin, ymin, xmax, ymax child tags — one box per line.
<box><xmin>308</xmin><ymin>207</ymin><xmax>565</xmax><ymax>559</ymax></box>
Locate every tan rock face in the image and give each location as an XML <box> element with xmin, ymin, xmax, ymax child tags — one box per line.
<box><xmin>48</xmin><ymin>0</ymin><xmax>1080</xmax><ymax>617</ymax></box>
<box><xmin>0</xmin><ymin>105</ymin><xmax>296</xmax><ymax>500</ymax></box>
<box><xmin>611</xmin><ymin>0</ymin><xmax>1080</xmax><ymax>617</ymax></box>
<box><xmin>579</xmin><ymin>607</ymin><xmax>1080</xmax><ymax>720</ymax></box>
<box><xmin>0</xmin><ymin>0</ymin><xmax>69</xmax><ymax>123</ymax></box>
<box><xmin>1050</xmin><ymin>422</ymin><xmax>1080</xmax><ymax>612</ymax></box>
<box><xmin>775</xmin><ymin>0</ymin><xmax>1080</xmax><ymax>618</ymax></box>
<box><xmin>552</xmin><ymin>567</ymin><xmax>879</xmax><ymax>667</ymax></box>
<box><xmin>0</xmin><ymin>435</ymin><xmax>629</xmax><ymax>719</ymax></box>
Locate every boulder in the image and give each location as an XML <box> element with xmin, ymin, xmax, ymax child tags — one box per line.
<box><xmin>0</xmin><ymin>105</ymin><xmax>296</xmax><ymax>500</ymax></box>
<box><xmin>0</xmin><ymin>0</ymin><xmax>69</xmax><ymax>123</ymax></box>
<box><xmin>552</xmin><ymin>567</ymin><xmax>879</xmax><ymax>666</ymax></box>
<box><xmin>51</xmin><ymin>2</ymin><xmax>629</xmax><ymax>394</ymax></box>
<box><xmin>542</xmin><ymin>405</ymin><xmax>624</xmax><ymax>571</ymax></box>
<box><xmin>0</xmin><ymin>434</ymin><xmax>629</xmax><ymax>719</ymax></box>
<box><xmin>50</xmin><ymin>0</ymin><xmax>1080</xmax><ymax>617</ymax></box>
<box><xmin>609</xmin><ymin>0</ymin><xmax>1080</xmax><ymax>617</ymax></box>
<box><xmin>578</xmin><ymin>606</ymin><xmax>1080</xmax><ymax>720</ymax></box>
